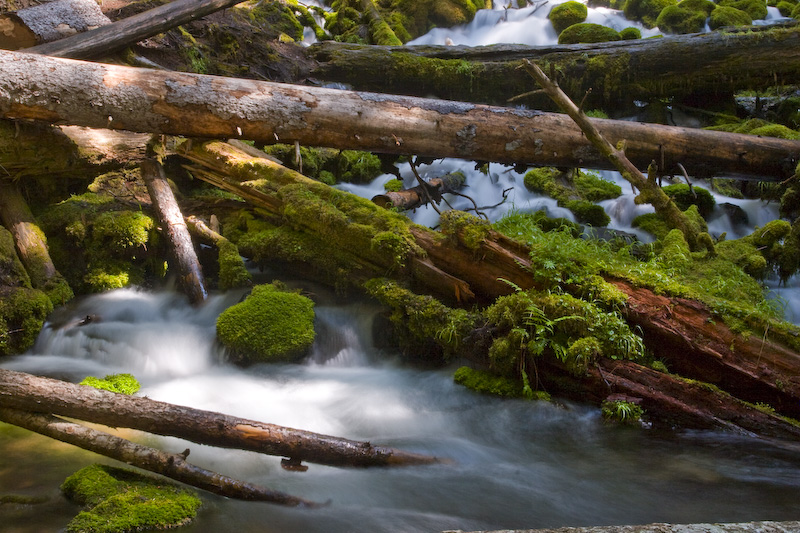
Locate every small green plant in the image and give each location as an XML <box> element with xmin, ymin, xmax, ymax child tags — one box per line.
<box><xmin>601</xmin><ymin>399</ymin><xmax>644</xmax><ymax>424</ymax></box>
<box><xmin>79</xmin><ymin>373</ymin><xmax>140</xmax><ymax>395</ymax></box>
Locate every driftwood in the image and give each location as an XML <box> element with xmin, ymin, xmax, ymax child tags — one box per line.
<box><xmin>141</xmin><ymin>158</ymin><xmax>207</xmax><ymax>304</ymax></box>
<box><xmin>177</xmin><ymin>140</ymin><xmax>800</xmax><ymax>436</ymax></box>
<box><xmin>372</xmin><ymin>171</ymin><xmax>466</xmax><ymax>210</ymax></box>
<box><xmin>0</xmin><ymin>406</ymin><xmax>319</xmax><ymax>506</ymax></box>
<box><xmin>0</xmin><ymin>0</ymin><xmax>110</xmax><ymax>50</ymax></box>
<box><xmin>1</xmin><ymin>50</ymin><xmax>798</xmax><ymax>181</ymax></box>
<box><xmin>24</xmin><ymin>0</ymin><xmax>245</xmax><ymax>59</ymax></box>
<box><xmin>307</xmin><ymin>23</ymin><xmax>800</xmax><ymax>109</ymax></box>
<box><xmin>0</xmin><ymin>368</ymin><xmax>440</xmax><ymax>468</ymax></box>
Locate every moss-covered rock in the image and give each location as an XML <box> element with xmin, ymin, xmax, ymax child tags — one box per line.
<box><xmin>549</xmin><ymin>1</ymin><xmax>588</xmax><ymax>34</ymax></box>
<box><xmin>718</xmin><ymin>0</ymin><xmax>768</xmax><ymax>18</ymax></box>
<box><xmin>619</xmin><ymin>26</ymin><xmax>643</xmax><ymax>39</ymax></box>
<box><xmin>216</xmin><ymin>283</ymin><xmax>315</xmax><ymax>364</ymax></box>
<box><xmin>61</xmin><ymin>464</ymin><xmax>201</xmax><ymax>533</ymax></box>
<box><xmin>558</xmin><ymin>22</ymin><xmax>622</xmax><ymax>43</ymax></box>
<box><xmin>523</xmin><ymin>167</ymin><xmax>617</xmax><ymax>225</ymax></box>
<box><xmin>0</xmin><ymin>286</ymin><xmax>52</xmax><ymax>356</ymax></box>
<box><xmin>79</xmin><ymin>373</ymin><xmax>141</xmax><ymax>395</ymax></box>
<box><xmin>217</xmin><ymin>239</ymin><xmax>252</xmax><ymax>290</ymax></box>
<box><xmin>624</xmin><ymin>0</ymin><xmax>678</xmax><ymax>27</ymax></box>
<box><xmin>661</xmin><ymin>184</ymin><xmax>716</xmax><ymax>218</ymax></box>
<box><xmin>655</xmin><ymin>4</ymin><xmax>708</xmax><ymax>33</ymax></box>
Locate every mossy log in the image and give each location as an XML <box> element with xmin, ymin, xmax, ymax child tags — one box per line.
<box><xmin>1</xmin><ymin>50</ymin><xmax>799</xmax><ymax>181</ymax></box>
<box><xmin>178</xmin><ymin>141</ymin><xmax>800</xmax><ymax>431</ymax></box>
<box><xmin>141</xmin><ymin>159</ymin><xmax>207</xmax><ymax>304</ymax></box>
<box><xmin>0</xmin><ymin>180</ymin><xmax>72</xmax><ymax>304</ymax></box>
<box><xmin>0</xmin><ymin>368</ymin><xmax>440</xmax><ymax>468</ymax></box>
<box><xmin>0</xmin><ymin>406</ymin><xmax>319</xmax><ymax>506</ymax></box>
<box><xmin>24</xmin><ymin>0</ymin><xmax>246</xmax><ymax>59</ymax></box>
<box><xmin>372</xmin><ymin>171</ymin><xmax>466</xmax><ymax>210</ymax></box>
<box><xmin>307</xmin><ymin>22</ymin><xmax>800</xmax><ymax>110</ymax></box>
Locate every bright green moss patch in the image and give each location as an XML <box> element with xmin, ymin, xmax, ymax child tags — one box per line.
<box><xmin>624</xmin><ymin>0</ymin><xmax>677</xmax><ymax>27</ymax></box>
<box><xmin>0</xmin><ymin>286</ymin><xmax>52</xmax><ymax>356</ymax></box>
<box><xmin>79</xmin><ymin>374</ymin><xmax>141</xmax><ymax>395</ymax></box>
<box><xmin>438</xmin><ymin>210</ymin><xmax>492</xmax><ymax>250</ymax></box>
<box><xmin>655</xmin><ymin>5</ymin><xmax>708</xmax><ymax>33</ymax></box>
<box><xmin>709</xmin><ymin>5</ymin><xmax>752</xmax><ymax>28</ymax></box>
<box><xmin>384</xmin><ymin>178</ymin><xmax>404</xmax><ymax>192</ymax></box>
<box><xmin>61</xmin><ymin>464</ymin><xmax>201</xmax><ymax>533</ymax></box>
<box><xmin>718</xmin><ymin>0</ymin><xmax>768</xmax><ymax>19</ymax></box>
<box><xmin>661</xmin><ymin>184</ymin><xmax>716</xmax><ymax>218</ymax></box>
<box><xmin>454</xmin><ymin>366</ymin><xmax>549</xmax><ymax>399</ymax></box>
<box><xmin>549</xmin><ymin>1</ymin><xmax>588</xmax><ymax>33</ymax></box>
<box><xmin>523</xmin><ymin>168</ymin><xmax>619</xmax><ymax>226</ymax></box>
<box><xmin>217</xmin><ymin>240</ymin><xmax>252</xmax><ymax>290</ymax></box>
<box><xmin>601</xmin><ymin>399</ymin><xmax>644</xmax><ymax>424</ymax></box>
<box><xmin>619</xmin><ymin>26</ymin><xmax>642</xmax><ymax>39</ymax></box>
<box><xmin>92</xmin><ymin>211</ymin><xmax>154</xmax><ymax>255</ymax></box>
<box><xmin>558</xmin><ymin>22</ymin><xmax>622</xmax><ymax>44</ymax></box>
<box><xmin>216</xmin><ymin>283</ymin><xmax>315</xmax><ymax>364</ymax></box>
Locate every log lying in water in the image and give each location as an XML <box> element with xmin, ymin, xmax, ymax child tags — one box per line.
<box><xmin>0</xmin><ymin>406</ymin><xmax>320</xmax><ymax>506</ymax></box>
<box><xmin>0</xmin><ymin>368</ymin><xmax>440</xmax><ymax>468</ymax></box>
<box><xmin>372</xmin><ymin>171</ymin><xmax>467</xmax><ymax>211</ymax></box>
<box><xmin>1</xmin><ymin>49</ymin><xmax>798</xmax><ymax>180</ymax></box>
<box><xmin>307</xmin><ymin>23</ymin><xmax>800</xmax><ymax>110</ymax></box>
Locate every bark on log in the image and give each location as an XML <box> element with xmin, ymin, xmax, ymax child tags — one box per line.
<box><xmin>177</xmin><ymin>140</ymin><xmax>800</xmax><ymax>431</ymax></box>
<box><xmin>372</xmin><ymin>171</ymin><xmax>466</xmax><ymax>210</ymax></box>
<box><xmin>0</xmin><ymin>0</ymin><xmax>110</xmax><ymax>51</ymax></box>
<box><xmin>1</xmin><ymin>50</ymin><xmax>798</xmax><ymax>181</ymax></box>
<box><xmin>24</xmin><ymin>0</ymin><xmax>246</xmax><ymax>59</ymax></box>
<box><xmin>0</xmin><ymin>368</ymin><xmax>440</xmax><ymax>468</ymax></box>
<box><xmin>0</xmin><ymin>406</ymin><xmax>320</xmax><ymax>506</ymax></box>
<box><xmin>0</xmin><ymin>180</ymin><xmax>72</xmax><ymax>302</ymax></box>
<box><xmin>141</xmin><ymin>158</ymin><xmax>207</xmax><ymax>305</ymax></box>
<box><xmin>307</xmin><ymin>23</ymin><xmax>800</xmax><ymax>109</ymax></box>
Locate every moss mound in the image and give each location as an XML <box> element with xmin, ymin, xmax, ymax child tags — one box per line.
<box><xmin>718</xmin><ymin>0</ymin><xmax>768</xmax><ymax>18</ymax></box>
<box><xmin>454</xmin><ymin>366</ymin><xmax>547</xmax><ymax>399</ymax></box>
<box><xmin>558</xmin><ymin>22</ymin><xmax>622</xmax><ymax>44</ymax></box>
<box><xmin>61</xmin><ymin>464</ymin><xmax>201</xmax><ymax>533</ymax></box>
<box><xmin>0</xmin><ymin>286</ymin><xmax>52</xmax><ymax>356</ymax></box>
<box><xmin>624</xmin><ymin>0</ymin><xmax>677</xmax><ymax>26</ymax></box>
<box><xmin>216</xmin><ymin>283</ymin><xmax>316</xmax><ymax>364</ymax></box>
<box><xmin>655</xmin><ymin>5</ymin><xmax>708</xmax><ymax>33</ymax></box>
<box><xmin>708</xmin><ymin>6</ymin><xmax>753</xmax><ymax>28</ymax></box>
<box><xmin>661</xmin><ymin>184</ymin><xmax>716</xmax><ymax>218</ymax></box>
<box><xmin>79</xmin><ymin>374</ymin><xmax>141</xmax><ymax>395</ymax></box>
<box><xmin>619</xmin><ymin>26</ymin><xmax>643</xmax><ymax>39</ymax></box>
<box><xmin>549</xmin><ymin>1</ymin><xmax>588</xmax><ymax>34</ymax></box>
<box><xmin>523</xmin><ymin>168</ymin><xmax>618</xmax><ymax>225</ymax></box>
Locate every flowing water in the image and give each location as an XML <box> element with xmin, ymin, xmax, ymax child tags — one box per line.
<box><xmin>3</xmin><ymin>4</ymin><xmax>800</xmax><ymax>532</ymax></box>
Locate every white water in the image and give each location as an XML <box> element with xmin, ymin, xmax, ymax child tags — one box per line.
<box><xmin>4</xmin><ymin>288</ymin><xmax>800</xmax><ymax>532</ymax></box>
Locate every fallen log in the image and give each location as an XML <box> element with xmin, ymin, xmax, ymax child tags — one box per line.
<box><xmin>24</xmin><ymin>0</ymin><xmax>246</xmax><ymax>59</ymax></box>
<box><xmin>0</xmin><ymin>368</ymin><xmax>440</xmax><ymax>468</ymax></box>
<box><xmin>372</xmin><ymin>171</ymin><xmax>466</xmax><ymax>210</ymax></box>
<box><xmin>141</xmin><ymin>158</ymin><xmax>207</xmax><ymax>304</ymax></box>
<box><xmin>1</xmin><ymin>49</ymin><xmax>798</xmax><ymax>180</ymax></box>
<box><xmin>177</xmin><ymin>140</ymin><xmax>800</xmax><ymax>430</ymax></box>
<box><xmin>0</xmin><ymin>0</ymin><xmax>110</xmax><ymax>50</ymax></box>
<box><xmin>307</xmin><ymin>23</ymin><xmax>800</xmax><ymax>109</ymax></box>
<box><xmin>0</xmin><ymin>406</ymin><xmax>319</xmax><ymax>506</ymax></box>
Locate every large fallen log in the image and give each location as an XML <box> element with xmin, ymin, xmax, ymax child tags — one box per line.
<box><xmin>307</xmin><ymin>23</ymin><xmax>800</xmax><ymax>109</ymax></box>
<box><xmin>24</xmin><ymin>0</ymin><xmax>246</xmax><ymax>59</ymax></box>
<box><xmin>1</xmin><ymin>49</ymin><xmax>798</xmax><ymax>180</ymax></box>
<box><xmin>0</xmin><ymin>406</ymin><xmax>319</xmax><ymax>506</ymax></box>
<box><xmin>177</xmin><ymin>140</ymin><xmax>800</xmax><ymax>432</ymax></box>
<box><xmin>0</xmin><ymin>368</ymin><xmax>439</xmax><ymax>468</ymax></box>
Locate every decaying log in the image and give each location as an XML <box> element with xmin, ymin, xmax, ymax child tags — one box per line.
<box><xmin>0</xmin><ymin>180</ymin><xmax>72</xmax><ymax>302</ymax></box>
<box><xmin>0</xmin><ymin>0</ymin><xmax>110</xmax><ymax>50</ymax></box>
<box><xmin>141</xmin><ymin>158</ymin><xmax>207</xmax><ymax>305</ymax></box>
<box><xmin>0</xmin><ymin>368</ymin><xmax>440</xmax><ymax>468</ymax></box>
<box><xmin>178</xmin><ymin>140</ymin><xmax>800</xmax><ymax>433</ymax></box>
<box><xmin>372</xmin><ymin>171</ymin><xmax>466</xmax><ymax>210</ymax></box>
<box><xmin>307</xmin><ymin>23</ymin><xmax>800</xmax><ymax>109</ymax></box>
<box><xmin>0</xmin><ymin>406</ymin><xmax>319</xmax><ymax>506</ymax></box>
<box><xmin>25</xmin><ymin>0</ymin><xmax>245</xmax><ymax>59</ymax></box>
<box><xmin>1</xmin><ymin>50</ymin><xmax>798</xmax><ymax>181</ymax></box>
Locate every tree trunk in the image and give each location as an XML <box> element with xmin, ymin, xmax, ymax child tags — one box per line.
<box><xmin>0</xmin><ymin>406</ymin><xmax>320</xmax><ymax>506</ymax></box>
<box><xmin>307</xmin><ymin>23</ymin><xmax>800</xmax><ymax>109</ymax></box>
<box><xmin>0</xmin><ymin>0</ymin><xmax>110</xmax><ymax>51</ymax></box>
<box><xmin>24</xmin><ymin>0</ymin><xmax>245</xmax><ymax>59</ymax></box>
<box><xmin>1</xmin><ymin>49</ymin><xmax>798</xmax><ymax>181</ymax></box>
<box><xmin>141</xmin><ymin>158</ymin><xmax>207</xmax><ymax>305</ymax></box>
<box><xmin>0</xmin><ymin>368</ymin><xmax>440</xmax><ymax>468</ymax></box>
<box><xmin>177</xmin><ymin>140</ymin><xmax>800</xmax><ymax>431</ymax></box>
<box><xmin>0</xmin><ymin>180</ymin><xmax>72</xmax><ymax>303</ymax></box>
<box><xmin>372</xmin><ymin>171</ymin><xmax>466</xmax><ymax>210</ymax></box>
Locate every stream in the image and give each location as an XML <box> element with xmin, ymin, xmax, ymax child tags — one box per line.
<box><xmin>3</xmin><ymin>2</ymin><xmax>800</xmax><ymax>532</ymax></box>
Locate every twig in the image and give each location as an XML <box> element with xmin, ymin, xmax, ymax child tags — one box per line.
<box><xmin>676</xmin><ymin>163</ymin><xmax>696</xmax><ymax>198</ymax></box>
<box><xmin>409</xmin><ymin>158</ymin><xmax>442</xmax><ymax>215</ymax></box>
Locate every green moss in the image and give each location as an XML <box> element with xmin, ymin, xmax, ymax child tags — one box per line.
<box><xmin>624</xmin><ymin>0</ymin><xmax>677</xmax><ymax>27</ymax></box>
<box><xmin>575</xmin><ymin>171</ymin><xmax>623</xmax><ymax>201</ymax></box>
<box><xmin>384</xmin><ymin>178</ymin><xmax>404</xmax><ymax>192</ymax></box>
<box><xmin>619</xmin><ymin>26</ymin><xmax>643</xmax><ymax>39</ymax></box>
<box><xmin>0</xmin><ymin>287</ymin><xmax>52</xmax><ymax>356</ymax></box>
<box><xmin>601</xmin><ymin>399</ymin><xmax>644</xmax><ymax>424</ymax></box>
<box><xmin>558</xmin><ymin>22</ymin><xmax>622</xmax><ymax>43</ymax></box>
<box><xmin>661</xmin><ymin>184</ymin><xmax>716</xmax><ymax>218</ymax></box>
<box><xmin>549</xmin><ymin>1</ymin><xmax>588</xmax><ymax>33</ymax></box>
<box><xmin>247</xmin><ymin>0</ymin><xmax>304</xmax><ymax>41</ymax></box>
<box><xmin>79</xmin><ymin>373</ymin><xmax>141</xmax><ymax>395</ymax></box>
<box><xmin>0</xmin><ymin>225</ymin><xmax>32</xmax><ymax>289</ymax></box>
<box><xmin>454</xmin><ymin>366</ymin><xmax>543</xmax><ymax>399</ymax></box>
<box><xmin>438</xmin><ymin>210</ymin><xmax>492</xmax><ymax>250</ymax></box>
<box><xmin>216</xmin><ymin>283</ymin><xmax>315</xmax><ymax>364</ymax></box>
<box><xmin>633</xmin><ymin>213</ymin><xmax>671</xmax><ymax>240</ymax></box>
<box><xmin>524</xmin><ymin>168</ymin><xmax>617</xmax><ymax>225</ymax></box>
<box><xmin>61</xmin><ymin>464</ymin><xmax>201</xmax><ymax>533</ymax></box>
<box><xmin>718</xmin><ymin>0</ymin><xmax>768</xmax><ymax>19</ymax></box>
<box><xmin>708</xmin><ymin>5</ymin><xmax>753</xmax><ymax>28</ymax></box>
<box><xmin>365</xmin><ymin>278</ymin><xmax>478</xmax><ymax>358</ymax></box>
<box><xmin>217</xmin><ymin>239</ymin><xmax>252</xmax><ymax>290</ymax></box>
<box><xmin>749</xmin><ymin>124</ymin><xmax>800</xmax><ymax>140</ymax></box>
<box><xmin>92</xmin><ymin>211</ymin><xmax>154</xmax><ymax>255</ymax></box>
<box><xmin>337</xmin><ymin>150</ymin><xmax>383</xmax><ymax>183</ymax></box>
<box><xmin>565</xmin><ymin>200</ymin><xmax>611</xmax><ymax>226</ymax></box>
<box><xmin>655</xmin><ymin>5</ymin><xmax>708</xmax><ymax>33</ymax></box>
<box><xmin>677</xmin><ymin>0</ymin><xmax>717</xmax><ymax>14</ymax></box>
